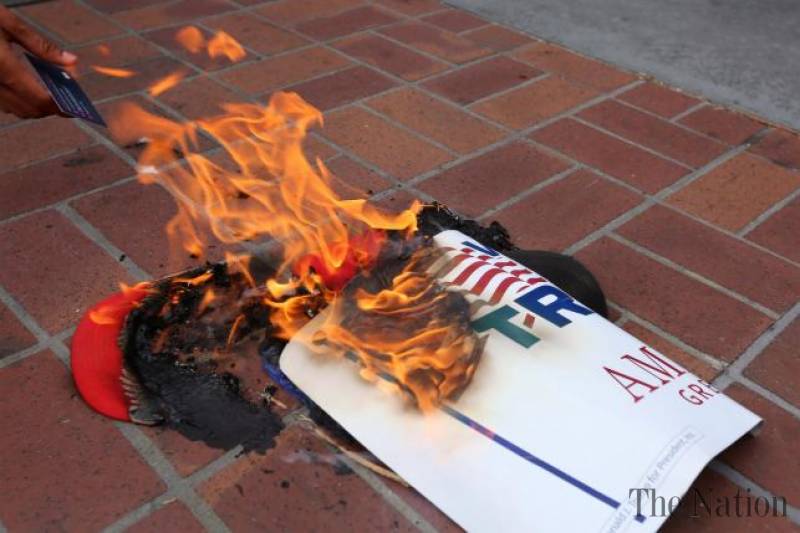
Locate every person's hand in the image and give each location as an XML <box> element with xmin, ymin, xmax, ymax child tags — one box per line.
<box><xmin>0</xmin><ymin>5</ymin><xmax>76</xmax><ymax>118</ymax></box>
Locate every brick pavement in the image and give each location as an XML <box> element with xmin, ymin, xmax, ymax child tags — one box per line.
<box><xmin>0</xmin><ymin>0</ymin><xmax>798</xmax><ymax>531</ymax></box>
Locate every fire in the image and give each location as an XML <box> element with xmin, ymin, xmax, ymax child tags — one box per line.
<box><xmin>89</xmin><ymin>282</ymin><xmax>154</xmax><ymax>326</ymax></box>
<box><xmin>312</xmin><ymin>246</ymin><xmax>485</xmax><ymax>411</ymax></box>
<box><xmin>148</xmin><ymin>70</ymin><xmax>186</xmax><ymax>96</ymax></box>
<box><xmin>208</xmin><ymin>31</ymin><xmax>246</xmax><ymax>62</ymax></box>
<box><xmin>175</xmin><ymin>26</ymin><xmax>205</xmax><ymax>53</ymax></box>
<box><xmin>91</xmin><ymin>65</ymin><xmax>136</xmax><ymax>78</ymax></box>
<box><xmin>111</xmin><ymin>90</ymin><xmax>482</xmax><ymax>410</ymax></box>
<box><xmin>174</xmin><ymin>26</ymin><xmax>247</xmax><ymax>63</ymax></box>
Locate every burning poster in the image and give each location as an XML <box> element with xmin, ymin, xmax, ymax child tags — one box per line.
<box><xmin>281</xmin><ymin>230</ymin><xmax>761</xmax><ymax>533</ymax></box>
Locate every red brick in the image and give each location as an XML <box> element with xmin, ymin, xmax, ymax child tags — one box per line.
<box><xmin>296</xmin><ymin>5</ymin><xmax>398</xmax><ymax>40</ymax></box>
<box><xmin>71</xmin><ymin>35</ymin><xmax>163</xmax><ymax>76</ymax></box>
<box><xmin>73</xmin><ymin>181</ymin><xmax>228</xmax><ymax>278</ymax></box>
<box><xmin>0</xmin><ymin>211</ymin><xmax>133</xmax><ymax>332</ymax></box>
<box><xmin>204</xmin><ymin>12</ymin><xmax>308</xmax><ymax>56</ymax></box>
<box><xmin>304</xmin><ymin>134</ymin><xmax>340</xmax><ymax>162</ymax></box>
<box><xmin>621</xmin><ymin>322</ymin><xmax>719</xmax><ymax>382</ymax></box>
<box><xmin>374</xmin><ymin>186</ymin><xmax>424</xmax><ymax>214</ymax></box>
<box><xmin>574</xmin><ymin>238</ymin><xmax>772</xmax><ymax>360</ymax></box>
<box><xmin>421</xmin><ymin>9</ymin><xmax>487</xmax><ymax>33</ymax></box>
<box><xmin>750</xmin><ymin>128</ymin><xmax>800</xmax><ymax>170</ymax></box>
<box><xmin>0</xmin><ymin>119</ymin><xmax>93</xmax><ymax>173</ymax></box>
<box><xmin>722</xmin><ymin>384</ymin><xmax>800</xmax><ymax>506</ymax></box>
<box><xmin>423</xmin><ymin>56</ymin><xmax>541</xmax><ymax>105</ymax></box>
<box><xmin>662</xmin><ymin>469</ymin><xmax>797</xmax><ymax>532</ymax></box>
<box><xmin>325</xmin><ymin>155</ymin><xmax>393</xmax><ymax>198</ymax></box>
<box><xmin>667</xmin><ymin>153</ymin><xmax>800</xmax><ymax>231</ymax></box>
<box><xmin>0</xmin><ymin>351</ymin><xmax>165</xmax><ymax>530</ymax></box>
<box><xmin>380</xmin><ymin>21</ymin><xmax>492</xmax><ymax>63</ymax></box>
<box><xmin>200</xmin><ymin>425</ymin><xmax>415</xmax><ymax>531</ymax></box>
<box><xmin>143</xmin><ymin>426</ymin><xmax>224</xmax><ymax>477</ymax></box>
<box><xmin>128</xmin><ymin>502</ymin><xmax>204</xmax><ymax>533</ymax></box>
<box><xmin>512</xmin><ymin>43</ymin><xmax>637</xmax><ymax>91</ymax></box>
<box><xmin>494</xmin><ymin>169</ymin><xmax>640</xmax><ymax>250</ymax></box>
<box><xmin>20</xmin><ymin>0</ymin><xmax>123</xmax><ymax>44</ymax></box>
<box><xmin>579</xmin><ymin>100</ymin><xmax>727</xmax><ymax>167</ymax></box>
<box><xmin>144</xmin><ymin>26</ymin><xmax>236</xmax><ymax>72</ymax></box>
<box><xmin>618</xmin><ymin>82</ymin><xmax>701</xmax><ymax>118</ymax></box>
<box><xmin>531</xmin><ymin>119</ymin><xmax>689</xmax><ymax>193</ymax></box>
<box><xmin>113</xmin><ymin>0</ymin><xmax>234</xmax><ymax>31</ymax></box>
<box><xmin>418</xmin><ymin>141</ymin><xmax>569</xmax><ymax>217</ymax></box>
<box><xmin>619</xmin><ymin>205</ymin><xmax>800</xmax><ymax>313</ymax></box>
<box><xmin>287</xmin><ymin>66</ymin><xmax>396</xmax><ymax>111</ymax></box>
<box><xmin>0</xmin><ymin>303</ymin><xmax>36</xmax><ymax>360</ymax></box>
<box><xmin>472</xmin><ymin>76</ymin><xmax>597</xmax><ymax>129</ymax></box>
<box><xmin>375</xmin><ymin>0</ymin><xmax>442</xmax><ymax>16</ymax></box>
<box><xmin>220</xmin><ymin>47</ymin><xmax>350</xmax><ymax>96</ymax></box>
<box><xmin>463</xmin><ymin>24</ymin><xmax>534</xmax><ymax>52</ymax></box>
<box><xmin>157</xmin><ymin>77</ymin><xmax>241</xmax><ymax>120</ymax></box>
<box><xmin>84</xmin><ymin>0</ymin><xmax>167</xmax><ymax>14</ymax></box>
<box><xmin>322</xmin><ymin>106</ymin><xmax>451</xmax><ymax>180</ymax></box>
<box><xmin>0</xmin><ymin>111</ymin><xmax>21</xmax><ymax>128</ymax></box>
<box><xmin>335</xmin><ymin>33</ymin><xmax>448</xmax><ymax>81</ymax></box>
<box><xmin>679</xmin><ymin>106</ymin><xmax>765</xmax><ymax>145</ymax></box>
<box><xmin>0</xmin><ymin>146</ymin><xmax>132</xmax><ymax>220</ymax></box>
<box><xmin>367</xmin><ymin>88</ymin><xmax>505</xmax><ymax>153</ymax></box>
<box><xmin>81</xmin><ymin>57</ymin><xmax>188</xmax><ymax>101</ymax></box>
<box><xmin>745</xmin><ymin>318</ymin><xmax>800</xmax><ymax>408</ymax></box>
<box><xmin>256</xmin><ymin>0</ymin><xmax>363</xmax><ymax>25</ymax></box>
<box><xmin>747</xmin><ymin>196</ymin><xmax>800</xmax><ymax>263</ymax></box>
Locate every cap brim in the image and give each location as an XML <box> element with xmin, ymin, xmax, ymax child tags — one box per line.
<box><xmin>70</xmin><ymin>287</ymin><xmax>150</xmax><ymax>422</ymax></box>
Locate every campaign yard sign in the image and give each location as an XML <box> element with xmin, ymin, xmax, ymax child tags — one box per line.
<box><xmin>281</xmin><ymin>230</ymin><xmax>761</xmax><ymax>532</ymax></box>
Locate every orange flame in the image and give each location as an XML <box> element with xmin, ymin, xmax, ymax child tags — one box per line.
<box><xmin>312</xmin><ymin>247</ymin><xmax>484</xmax><ymax>411</ymax></box>
<box><xmin>148</xmin><ymin>70</ymin><xmax>186</xmax><ymax>96</ymax></box>
<box><xmin>89</xmin><ymin>282</ymin><xmax>154</xmax><ymax>326</ymax></box>
<box><xmin>175</xmin><ymin>26</ymin><xmax>205</xmax><ymax>53</ymax></box>
<box><xmin>207</xmin><ymin>31</ymin><xmax>246</xmax><ymax>62</ymax></box>
<box><xmin>91</xmin><ymin>65</ymin><xmax>136</xmax><ymax>78</ymax></box>
<box><xmin>112</xmin><ymin>90</ymin><xmax>484</xmax><ymax>411</ymax></box>
<box><xmin>174</xmin><ymin>26</ymin><xmax>247</xmax><ymax>63</ymax></box>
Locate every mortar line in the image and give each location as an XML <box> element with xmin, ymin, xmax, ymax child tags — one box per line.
<box><xmin>738</xmin><ymin>186</ymin><xmax>800</xmax><ymax>237</ymax></box>
<box><xmin>397</xmin><ymin>79</ymin><xmax>644</xmax><ymax>192</ymax></box>
<box><xmin>669</xmin><ymin>101</ymin><xmax>709</xmax><ymax>123</ymax></box>
<box><xmin>621</xmin><ymin>313</ymin><xmax>727</xmax><ymax>372</ymax></box>
<box><xmin>610</xmin><ymin>234</ymin><xmax>781</xmax><ymax>320</ymax></box>
<box><xmin>0</xmin><ymin>284</ymin><xmax>49</xmax><ymax>343</ymax></box>
<box><xmin>354</xmin><ymin>102</ymin><xmax>461</xmax><ymax>157</ymax></box>
<box><xmin>610</xmin><ymin>97</ymin><xmax>741</xmax><ymax>148</ymax></box>
<box><xmin>570</xmin><ymin>116</ymin><xmax>695</xmax><ymax>170</ymax></box>
<box><xmin>714</xmin><ymin>302</ymin><xmax>800</xmax><ymax>400</ymax></box>
<box><xmin>0</xmin><ymin>139</ymin><xmax>104</xmax><ymax>174</ymax></box>
<box><xmin>476</xmin><ymin>164</ymin><xmax>579</xmax><ymax>220</ymax></box>
<box><xmin>709</xmin><ymin>460</ymin><xmax>800</xmax><ymax>525</ymax></box>
<box><xmin>732</xmin><ymin>375</ymin><xmax>800</xmax><ymax>421</ymax></box>
<box><xmin>56</xmin><ymin>204</ymin><xmax>151</xmax><ymax>281</ymax></box>
<box><xmin>336</xmin><ymin>453</ymin><xmax>438</xmax><ymax>533</ymax></box>
<box><xmin>44</xmin><ymin>333</ymin><xmax>231</xmax><ymax>532</ymax></box>
<box><xmin>714</xmin><ymin>301</ymin><xmax>800</xmax><ymax>392</ymax></box>
<box><xmin>0</xmin><ymin>175</ymin><xmax>139</xmax><ymax>227</ymax></box>
<box><xmin>564</xmin><ymin>144</ymin><xmax>748</xmax><ymax>256</ymax></box>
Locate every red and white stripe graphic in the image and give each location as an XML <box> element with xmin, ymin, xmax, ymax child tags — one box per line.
<box><xmin>434</xmin><ymin>245</ymin><xmax>547</xmax><ymax>305</ymax></box>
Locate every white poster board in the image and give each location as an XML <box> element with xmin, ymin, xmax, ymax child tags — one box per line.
<box><xmin>281</xmin><ymin>230</ymin><xmax>760</xmax><ymax>532</ymax></box>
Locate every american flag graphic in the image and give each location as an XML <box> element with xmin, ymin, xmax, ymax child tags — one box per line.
<box><xmin>434</xmin><ymin>245</ymin><xmax>548</xmax><ymax>305</ymax></box>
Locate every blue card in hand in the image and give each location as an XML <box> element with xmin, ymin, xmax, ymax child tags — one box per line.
<box><xmin>25</xmin><ymin>53</ymin><xmax>106</xmax><ymax>127</ymax></box>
